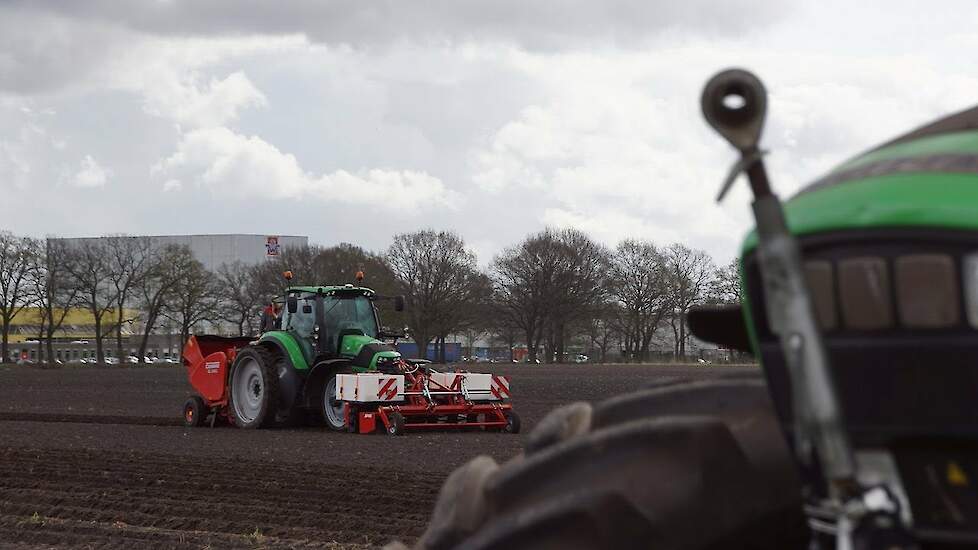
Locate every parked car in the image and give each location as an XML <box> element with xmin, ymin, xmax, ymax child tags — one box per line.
<box><xmin>574</xmin><ymin>354</ymin><xmax>589</xmax><ymax>364</ymax></box>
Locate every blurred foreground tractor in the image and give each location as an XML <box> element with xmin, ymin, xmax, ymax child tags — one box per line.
<box><xmin>399</xmin><ymin>71</ymin><xmax>978</xmax><ymax>549</ymax></box>
<box><xmin>182</xmin><ymin>273</ymin><xmax>518</xmax><ymax>435</ymax></box>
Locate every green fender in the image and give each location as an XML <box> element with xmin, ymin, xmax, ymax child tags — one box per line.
<box><xmin>257</xmin><ymin>331</ymin><xmax>310</xmax><ymax>371</ymax></box>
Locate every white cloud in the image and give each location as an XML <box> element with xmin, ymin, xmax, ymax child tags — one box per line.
<box><xmin>73</xmin><ymin>154</ymin><xmax>110</xmax><ymax>188</ymax></box>
<box><xmin>142</xmin><ymin>71</ymin><xmax>267</xmax><ymax>128</ymax></box>
<box><xmin>4</xmin><ymin>1</ymin><xmax>978</xmax><ymax>261</ymax></box>
<box><xmin>14</xmin><ymin>1</ymin><xmax>790</xmax><ymax>52</ymax></box>
<box><xmin>153</xmin><ymin>126</ymin><xmax>458</xmax><ymax>212</ymax></box>
<box><xmin>469</xmin><ymin>44</ymin><xmax>978</xmax><ymax>259</ymax></box>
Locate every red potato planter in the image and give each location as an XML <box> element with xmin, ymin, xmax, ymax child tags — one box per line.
<box><xmin>335</xmin><ymin>369</ymin><xmax>518</xmax><ymax>435</ymax></box>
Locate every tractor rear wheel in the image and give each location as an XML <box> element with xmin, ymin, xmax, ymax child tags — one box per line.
<box><xmin>228</xmin><ymin>347</ymin><xmax>281</xmax><ymax>429</ymax></box>
<box><xmin>183</xmin><ymin>395</ymin><xmax>208</xmax><ymax>427</ymax></box>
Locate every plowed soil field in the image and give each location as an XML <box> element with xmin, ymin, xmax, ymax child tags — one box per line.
<box><xmin>0</xmin><ymin>363</ymin><xmax>755</xmax><ymax>548</ymax></box>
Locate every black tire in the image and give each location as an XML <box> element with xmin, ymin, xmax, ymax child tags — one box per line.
<box><xmin>271</xmin><ymin>354</ymin><xmax>303</xmax><ymax>427</ymax></box>
<box><xmin>503</xmin><ymin>411</ymin><xmax>521</xmax><ymax>434</ymax></box>
<box><xmin>321</xmin><ymin>366</ymin><xmax>354</xmax><ymax>431</ymax></box>
<box><xmin>228</xmin><ymin>347</ymin><xmax>281</xmax><ymax>429</ymax></box>
<box><xmin>410</xmin><ymin>378</ymin><xmax>807</xmax><ymax>550</ymax></box>
<box><xmin>182</xmin><ymin>395</ymin><xmax>208</xmax><ymax>427</ymax></box>
<box><xmin>387</xmin><ymin>412</ymin><xmax>405</xmax><ymax>436</ymax></box>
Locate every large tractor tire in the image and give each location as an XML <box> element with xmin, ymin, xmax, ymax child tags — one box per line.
<box><xmin>394</xmin><ymin>374</ymin><xmax>807</xmax><ymax>550</ymax></box>
<box><xmin>320</xmin><ymin>365</ymin><xmax>355</xmax><ymax>431</ymax></box>
<box><xmin>228</xmin><ymin>347</ymin><xmax>287</xmax><ymax>429</ymax></box>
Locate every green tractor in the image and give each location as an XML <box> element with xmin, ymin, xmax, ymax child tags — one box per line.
<box><xmin>397</xmin><ymin>72</ymin><xmax>978</xmax><ymax>549</ymax></box>
<box><xmin>183</xmin><ymin>277</ymin><xmax>409</xmax><ymax>431</ymax></box>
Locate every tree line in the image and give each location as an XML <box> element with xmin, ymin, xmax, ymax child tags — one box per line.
<box><xmin>0</xmin><ymin>229</ymin><xmax>740</xmax><ymax>364</ymax></box>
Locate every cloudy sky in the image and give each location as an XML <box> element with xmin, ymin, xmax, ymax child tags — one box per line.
<box><xmin>2</xmin><ymin>1</ymin><xmax>977</xmax><ymax>265</ymax></box>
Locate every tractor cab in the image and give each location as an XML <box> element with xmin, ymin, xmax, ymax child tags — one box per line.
<box><xmin>278</xmin><ymin>285</ymin><xmax>384</xmax><ymax>364</ymax></box>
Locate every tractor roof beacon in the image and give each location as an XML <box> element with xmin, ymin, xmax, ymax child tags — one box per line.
<box><xmin>399</xmin><ymin>73</ymin><xmax>978</xmax><ymax>549</ymax></box>
<box><xmin>182</xmin><ymin>274</ymin><xmax>517</xmax><ymax>435</ymax></box>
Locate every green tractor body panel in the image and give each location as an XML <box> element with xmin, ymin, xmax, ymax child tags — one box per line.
<box><xmin>339</xmin><ymin>333</ymin><xmax>377</xmax><ymax>357</ymax></box>
<box><xmin>258</xmin><ymin>331</ymin><xmax>310</xmax><ymax>371</ymax></box>
<box><xmin>339</xmin><ymin>333</ymin><xmax>402</xmax><ymax>371</ymax></box>
<box><xmin>741</xmin><ymin>130</ymin><xmax>978</xmax><ymax>255</ymax></box>
<box><xmin>370</xmin><ymin>350</ymin><xmax>401</xmax><ymax>370</ymax></box>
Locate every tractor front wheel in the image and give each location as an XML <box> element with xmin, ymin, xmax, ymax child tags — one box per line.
<box><xmin>228</xmin><ymin>347</ymin><xmax>281</xmax><ymax>429</ymax></box>
<box><xmin>183</xmin><ymin>395</ymin><xmax>208</xmax><ymax>427</ymax></box>
<box><xmin>321</xmin><ymin>368</ymin><xmax>353</xmax><ymax>431</ymax></box>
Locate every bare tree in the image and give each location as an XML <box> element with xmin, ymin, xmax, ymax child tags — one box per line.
<box><xmin>164</xmin><ymin>257</ymin><xmax>218</xmax><ymax>351</ymax></box>
<box><xmin>387</xmin><ymin>230</ymin><xmax>482</xmax><ymax>361</ymax></box>
<box><xmin>586</xmin><ymin>303</ymin><xmax>620</xmax><ymax>363</ymax></box>
<box><xmin>216</xmin><ymin>261</ymin><xmax>265</xmax><ymax>336</ymax></box>
<box><xmin>134</xmin><ymin>245</ymin><xmax>195</xmax><ymax>362</ymax></box>
<box><xmin>607</xmin><ymin>240</ymin><xmax>670</xmax><ymax>362</ymax></box>
<box><xmin>493</xmin><ymin>233</ymin><xmax>554</xmax><ymax>364</ymax></box>
<box><xmin>710</xmin><ymin>258</ymin><xmax>742</xmax><ymax>305</ymax></box>
<box><xmin>492</xmin><ymin>228</ymin><xmax>609</xmax><ymax>364</ymax></box>
<box><xmin>486</xmin><ymin>301</ymin><xmax>522</xmax><ymax>362</ymax></box>
<box><xmin>663</xmin><ymin>243</ymin><xmax>716</xmax><ymax>359</ymax></box>
<box><xmin>543</xmin><ymin>229</ymin><xmax>610</xmax><ymax>363</ymax></box>
<box><xmin>64</xmin><ymin>239</ymin><xmax>120</xmax><ymax>363</ymax></box>
<box><xmin>0</xmin><ymin>233</ymin><xmax>40</xmax><ymax>363</ymax></box>
<box><xmin>30</xmin><ymin>239</ymin><xmax>81</xmax><ymax>363</ymax></box>
<box><xmin>104</xmin><ymin>236</ymin><xmax>154</xmax><ymax>362</ymax></box>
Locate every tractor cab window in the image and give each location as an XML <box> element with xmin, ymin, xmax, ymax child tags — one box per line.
<box><xmin>285</xmin><ymin>297</ymin><xmax>316</xmax><ymax>337</ymax></box>
<box><xmin>322</xmin><ymin>295</ymin><xmax>378</xmax><ymax>353</ymax></box>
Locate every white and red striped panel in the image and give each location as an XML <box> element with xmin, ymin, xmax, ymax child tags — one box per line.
<box><xmin>427</xmin><ymin>372</ymin><xmax>512</xmax><ymax>401</ymax></box>
<box><xmin>490</xmin><ymin>375</ymin><xmax>511</xmax><ymax>400</ymax></box>
<box><xmin>335</xmin><ymin>373</ymin><xmax>405</xmax><ymax>402</ymax></box>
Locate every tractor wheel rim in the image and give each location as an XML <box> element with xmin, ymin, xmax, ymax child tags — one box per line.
<box><xmin>185</xmin><ymin>408</ymin><xmax>194</xmax><ymax>423</ymax></box>
<box><xmin>232</xmin><ymin>357</ymin><xmax>264</xmax><ymax>423</ymax></box>
<box><xmin>323</xmin><ymin>377</ymin><xmax>344</xmax><ymax>429</ymax></box>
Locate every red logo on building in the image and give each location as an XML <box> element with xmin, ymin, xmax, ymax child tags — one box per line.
<box><xmin>266</xmin><ymin>236</ymin><xmax>281</xmax><ymax>256</ymax></box>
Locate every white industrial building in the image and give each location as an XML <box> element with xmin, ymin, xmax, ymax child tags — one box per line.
<box><xmin>55</xmin><ymin>234</ymin><xmax>308</xmax><ymax>271</ymax></box>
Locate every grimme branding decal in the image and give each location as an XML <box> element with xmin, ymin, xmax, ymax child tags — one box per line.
<box><xmin>205</xmin><ymin>361</ymin><xmax>220</xmax><ymax>374</ymax></box>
